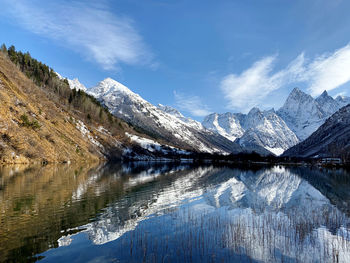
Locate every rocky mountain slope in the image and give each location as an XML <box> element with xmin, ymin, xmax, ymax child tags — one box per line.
<box><xmin>236</xmin><ymin>108</ymin><xmax>299</xmax><ymax>156</ymax></box>
<box><xmin>88</xmin><ymin>78</ymin><xmax>243</xmax><ymax>154</ymax></box>
<box><xmin>203</xmin><ymin>108</ymin><xmax>299</xmax><ymax>156</ymax></box>
<box><xmin>283</xmin><ymin>104</ymin><xmax>350</xmax><ymax>160</ymax></box>
<box><xmin>203</xmin><ymin>87</ymin><xmax>350</xmax><ymax>155</ymax></box>
<box><xmin>277</xmin><ymin>88</ymin><xmax>345</xmax><ymax>141</ymax></box>
<box><xmin>276</xmin><ymin>87</ymin><xmax>322</xmax><ymax>142</ymax></box>
<box><xmin>336</xmin><ymin>95</ymin><xmax>350</xmax><ymax>108</ymax></box>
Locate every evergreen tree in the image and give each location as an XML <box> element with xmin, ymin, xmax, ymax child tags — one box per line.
<box><xmin>1</xmin><ymin>43</ymin><xmax>7</xmax><ymax>53</ymax></box>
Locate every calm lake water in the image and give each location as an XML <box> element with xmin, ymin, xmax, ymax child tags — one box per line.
<box><xmin>1</xmin><ymin>163</ymin><xmax>350</xmax><ymax>262</ymax></box>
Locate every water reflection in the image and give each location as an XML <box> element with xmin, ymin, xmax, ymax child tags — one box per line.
<box><xmin>0</xmin><ymin>163</ymin><xmax>350</xmax><ymax>262</ymax></box>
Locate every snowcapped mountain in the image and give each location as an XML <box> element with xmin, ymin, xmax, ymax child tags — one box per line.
<box><xmin>315</xmin><ymin>90</ymin><xmax>340</xmax><ymax>116</ymax></box>
<box><xmin>157</xmin><ymin>104</ymin><xmax>202</xmax><ymax>130</ymax></box>
<box><xmin>203</xmin><ymin>108</ymin><xmax>299</xmax><ymax>156</ymax></box>
<box><xmin>277</xmin><ymin>88</ymin><xmax>326</xmax><ymax>141</ymax></box>
<box><xmin>203</xmin><ymin>88</ymin><xmax>348</xmax><ymax>155</ymax></box>
<box><xmin>277</xmin><ymin>88</ymin><xmax>349</xmax><ymax>141</ymax></box>
<box><xmin>202</xmin><ymin>112</ymin><xmax>245</xmax><ymax>141</ymax></box>
<box><xmin>67</xmin><ymin>72</ymin><xmax>349</xmax><ymax>157</ymax></box>
<box><xmin>237</xmin><ymin>108</ymin><xmax>299</xmax><ymax>156</ymax></box>
<box><xmin>67</xmin><ymin>78</ymin><xmax>87</xmax><ymax>92</ymax></box>
<box><xmin>336</xmin><ymin>95</ymin><xmax>350</xmax><ymax>108</ymax></box>
<box><xmin>89</xmin><ymin>78</ymin><xmax>242</xmax><ymax>154</ymax></box>
<box><xmin>284</xmin><ymin>104</ymin><xmax>350</xmax><ymax>159</ymax></box>
<box><xmin>55</xmin><ymin>72</ymin><xmax>87</xmax><ymax>92</ymax></box>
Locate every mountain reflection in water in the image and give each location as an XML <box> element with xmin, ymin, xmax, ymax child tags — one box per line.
<box><xmin>0</xmin><ymin>163</ymin><xmax>350</xmax><ymax>262</ymax></box>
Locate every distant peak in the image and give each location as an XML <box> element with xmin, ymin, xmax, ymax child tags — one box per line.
<box><xmin>320</xmin><ymin>90</ymin><xmax>329</xmax><ymax>97</ymax></box>
<box><xmin>88</xmin><ymin>77</ymin><xmax>138</xmax><ymax>99</ymax></box>
<box><xmin>291</xmin><ymin>87</ymin><xmax>301</xmax><ymax>92</ymax></box>
<box><xmin>99</xmin><ymin>78</ymin><xmax>132</xmax><ymax>93</ymax></box>
<box><xmin>290</xmin><ymin>87</ymin><xmax>304</xmax><ymax>95</ymax></box>
<box><xmin>287</xmin><ymin>87</ymin><xmax>310</xmax><ymax>100</ymax></box>
<box><xmin>67</xmin><ymin>78</ymin><xmax>87</xmax><ymax>91</ymax></box>
<box><xmin>101</xmin><ymin>77</ymin><xmax>119</xmax><ymax>84</ymax></box>
<box><xmin>248</xmin><ymin>107</ymin><xmax>261</xmax><ymax>115</ymax></box>
<box><xmin>316</xmin><ymin>90</ymin><xmax>336</xmax><ymax>104</ymax></box>
<box><xmin>318</xmin><ymin>90</ymin><xmax>330</xmax><ymax>98</ymax></box>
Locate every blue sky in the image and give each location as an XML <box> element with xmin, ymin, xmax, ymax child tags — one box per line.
<box><xmin>1</xmin><ymin>0</ymin><xmax>350</xmax><ymax>120</ymax></box>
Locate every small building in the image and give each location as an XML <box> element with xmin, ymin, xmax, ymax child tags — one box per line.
<box><xmin>320</xmin><ymin>157</ymin><xmax>342</xmax><ymax>165</ymax></box>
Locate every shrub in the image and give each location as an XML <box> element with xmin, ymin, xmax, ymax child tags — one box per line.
<box><xmin>20</xmin><ymin>114</ymin><xmax>41</xmax><ymax>130</ymax></box>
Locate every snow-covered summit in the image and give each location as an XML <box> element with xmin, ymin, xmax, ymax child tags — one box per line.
<box><xmin>89</xmin><ymin>78</ymin><xmax>137</xmax><ymax>99</ymax></box>
<box><xmin>336</xmin><ymin>95</ymin><xmax>350</xmax><ymax>108</ymax></box>
<box><xmin>277</xmin><ymin>88</ymin><xmax>347</xmax><ymax>141</ymax></box>
<box><xmin>67</xmin><ymin>78</ymin><xmax>87</xmax><ymax>92</ymax></box>
<box><xmin>202</xmin><ymin>112</ymin><xmax>245</xmax><ymax>141</ymax></box>
<box><xmin>315</xmin><ymin>90</ymin><xmax>340</xmax><ymax>116</ymax></box>
<box><xmin>89</xmin><ymin>77</ymin><xmax>242</xmax><ymax>154</ymax></box>
<box><xmin>203</xmin><ymin>107</ymin><xmax>298</xmax><ymax>156</ymax></box>
<box><xmin>55</xmin><ymin>72</ymin><xmax>87</xmax><ymax>92</ymax></box>
<box><xmin>238</xmin><ymin>108</ymin><xmax>299</xmax><ymax>156</ymax></box>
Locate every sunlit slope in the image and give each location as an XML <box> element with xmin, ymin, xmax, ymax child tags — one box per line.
<box><xmin>0</xmin><ymin>52</ymin><xmax>127</xmax><ymax>163</ymax></box>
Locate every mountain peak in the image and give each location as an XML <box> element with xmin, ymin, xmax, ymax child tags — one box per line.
<box><xmin>289</xmin><ymin>87</ymin><xmax>308</xmax><ymax>98</ymax></box>
<box><xmin>67</xmin><ymin>78</ymin><xmax>87</xmax><ymax>92</ymax></box>
<box><xmin>315</xmin><ymin>90</ymin><xmax>334</xmax><ymax>103</ymax></box>
<box><xmin>248</xmin><ymin>107</ymin><xmax>261</xmax><ymax>115</ymax></box>
<box><xmin>90</xmin><ymin>78</ymin><xmax>135</xmax><ymax>98</ymax></box>
<box><xmin>320</xmin><ymin>90</ymin><xmax>328</xmax><ymax>97</ymax></box>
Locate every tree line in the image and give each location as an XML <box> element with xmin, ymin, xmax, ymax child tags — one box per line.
<box><xmin>1</xmin><ymin>44</ymin><xmax>124</xmax><ymax>133</ymax></box>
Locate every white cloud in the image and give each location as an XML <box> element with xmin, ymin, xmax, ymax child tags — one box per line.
<box><xmin>220</xmin><ymin>54</ymin><xmax>305</xmax><ymax>112</ymax></box>
<box><xmin>174</xmin><ymin>91</ymin><xmax>211</xmax><ymax>117</ymax></box>
<box><xmin>221</xmin><ymin>43</ymin><xmax>350</xmax><ymax>112</ymax></box>
<box><xmin>306</xmin><ymin>44</ymin><xmax>350</xmax><ymax>96</ymax></box>
<box><xmin>1</xmin><ymin>0</ymin><xmax>153</xmax><ymax>70</ymax></box>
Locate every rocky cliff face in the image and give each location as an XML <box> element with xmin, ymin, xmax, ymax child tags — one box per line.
<box><xmin>277</xmin><ymin>88</ymin><xmax>348</xmax><ymax>141</ymax></box>
<box><xmin>283</xmin><ymin>104</ymin><xmax>350</xmax><ymax>159</ymax></box>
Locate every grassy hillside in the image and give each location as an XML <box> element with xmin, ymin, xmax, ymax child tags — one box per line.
<box><xmin>0</xmin><ymin>47</ymin><xmax>137</xmax><ymax>164</ymax></box>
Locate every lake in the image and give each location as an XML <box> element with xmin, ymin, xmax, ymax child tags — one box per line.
<box><xmin>1</xmin><ymin>163</ymin><xmax>350</xmax><ymax>262</ymax></box>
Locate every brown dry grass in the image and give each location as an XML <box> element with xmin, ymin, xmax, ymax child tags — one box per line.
<box><xmin>0</xmin><ymin>52</ymin><xmax>120</xmax><ymax>164</ymax></box>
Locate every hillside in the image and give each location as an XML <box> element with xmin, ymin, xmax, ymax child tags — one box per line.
<box><xmin>283</xmin><ymin>104</ymin><xmax>350</xmax><ymax>160</ymax></box>
<box><xmin>0</xmin><ymin>47</ymin><xmax>138</xmax><ymax>164</ymax></box>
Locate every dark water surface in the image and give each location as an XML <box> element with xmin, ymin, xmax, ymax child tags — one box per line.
<box><xmin>1</xmin><ymin>163</ymin><xmax>350</xmax><ymax>262</ymax></box>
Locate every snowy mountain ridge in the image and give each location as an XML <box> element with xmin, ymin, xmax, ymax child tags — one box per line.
<box><xmin>277</xmin><ymin>88</ymin><xmax>349</xmax><ymax>140</ymax></box>
<box><xmin>203</xmin><ymin>107</ymin><xmax>299</xmax><ymax>156</ymax></box>
<box><xmin>60</xmin><ymin>74</ymin><xmax>350</xmax><ymax>156</ymax></box>
<box><xmin>203</xmin><ymin>88</ymin><xmax>350</xmax><ymax>155</ymax></box>
<box><xmin>283</xmin><ymin>104</ymin><xmax>350</xmax><ymax>158</ymax></box>
<box><xmin>67</xmin><ymin>78</ymin><xmax>87</xmax><ymax>92</ymax></box>
<box><xmin>88</xmin><ymin>78</ymin><xmax>243</xmax><ymax>154</ymax></box>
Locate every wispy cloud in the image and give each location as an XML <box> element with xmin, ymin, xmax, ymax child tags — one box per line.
<box><xmin>220</xmin><ymin>54</ymin><xmax>305</xmax><ymax>112</ymax></box>
<box><xmin>1</xmin><ymin>0</ymin><xmax>153</xmax><ymax>70</ymax></box>
<box><xmin>174</xmin><ymin>91</ymin><xmax>211</xmax><ymax>117</ymax></box>
<box><xmin>221</xmin><ymin>44</ymin><xmax>350</xmax><ymax>112</ymax></box>
<box><xmin>305</xmin><ymin>44</ymin><xmax>350</xmax><ymax>96</ymax></box>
